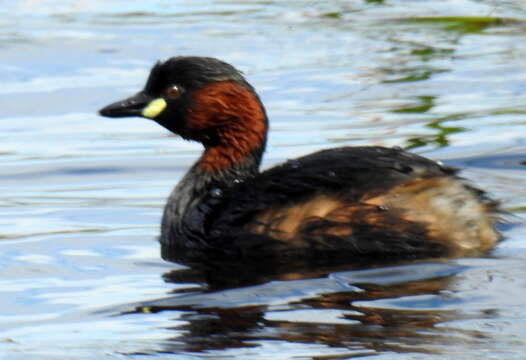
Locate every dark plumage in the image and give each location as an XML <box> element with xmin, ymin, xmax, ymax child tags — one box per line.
<box><xmin>99</xmin><ymin>56</ymin><xmax>499</xmax><ymax>260</ymax></box>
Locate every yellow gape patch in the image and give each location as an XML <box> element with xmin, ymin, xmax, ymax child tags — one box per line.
<box><xmin>142</xmin><ymin>98</ymin><xmax>167</xmax><ymax>118</ymax></box>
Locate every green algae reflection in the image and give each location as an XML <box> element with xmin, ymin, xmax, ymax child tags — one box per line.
<box><xmin>402</xmin><ymin>16</ymin><xmax>518</xmax><ymax>34</ymax></box>
<box><xmin>406</xmin><ymin>115</ymin><xmax>467</xmax><ymax>149</ymax></box>
<box><xmin>392</xmin><ymin>96</ymin><xmax>435</xmax><ymax>114</ymax></box>
<box><xmin>381</xmin><ymin>67</ymin><xmax>448</xmax><ymax>83</ymax></box>
<box><xmin>391</xmin><ymin>97</ymin><xmax>466</xmax><ymax>149</ymax></box>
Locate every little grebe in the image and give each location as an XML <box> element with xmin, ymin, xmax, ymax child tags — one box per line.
<box><xmin>99</xmin><ymin>56</ymin><xmax>499</xmax><ymax>259</ymax></box>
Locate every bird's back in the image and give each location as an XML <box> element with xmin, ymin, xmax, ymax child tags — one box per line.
<box><xmin>202</xmin><ymin>146</ymin><xmax>499</xmax><ymax>257</ymax></box>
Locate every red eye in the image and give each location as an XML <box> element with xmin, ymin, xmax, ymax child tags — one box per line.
<box><xmin>165</xmin><ymin>85</ymin><xmax>181</xmax><ymax>99</ymax></box>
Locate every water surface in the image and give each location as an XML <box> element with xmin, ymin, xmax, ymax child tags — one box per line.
<box><xmin>1</xmin><ymin>1</ymin><xmax>526</xmax><ymax>359</ymax></box>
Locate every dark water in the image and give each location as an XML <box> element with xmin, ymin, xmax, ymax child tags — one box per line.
<box><xmin>1</xmin><ymin>1</ymin><xmax>526</xmax><ymax>359</ymax></box>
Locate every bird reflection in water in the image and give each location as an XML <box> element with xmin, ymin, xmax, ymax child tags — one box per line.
<box><xmin>121</xmin><ymin>252</ymin><xmax>493</xmax><ymax>358</ymax></box>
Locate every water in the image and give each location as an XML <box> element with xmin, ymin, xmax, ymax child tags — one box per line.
<box><xmin>1</xmin><ymin>1</ymin><xmax>526</xmax><ymax>359</ymax></box>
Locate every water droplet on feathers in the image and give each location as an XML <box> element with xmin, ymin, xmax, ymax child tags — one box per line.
<box><xmin>209</xmin><ymin>188</ymin><xmax>223</xmax><ymax>198</ymax></box>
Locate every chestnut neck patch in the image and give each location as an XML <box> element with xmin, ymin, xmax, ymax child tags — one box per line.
<box><xmin>185</xmin><ymin>81</ymin><xmax>268</xmax><ymax>174</ymax></box>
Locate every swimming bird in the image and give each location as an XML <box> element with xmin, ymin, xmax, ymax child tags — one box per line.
<box><xmin>99</xmin><ymin>56</ymin><xmax>499</xmax><ymax>259</ymax></box>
